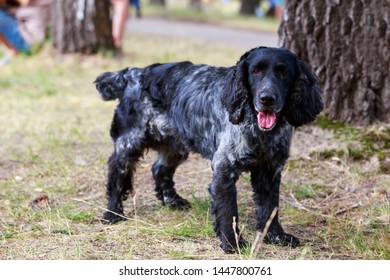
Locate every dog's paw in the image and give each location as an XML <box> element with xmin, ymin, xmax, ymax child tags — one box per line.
<box><xmin>164</xmin><ymin>195</ymin><xmax>191</xmax><ymax>210</ymax></box>
<box><xmin>265</xmin><ymin>232</ymin><xmax>300</xmax><ymax>247</ymax></box>
<box><xmin>102</xmin><ymin>211</ymin><xmax>126</xmax><ymax>224</ymax></box>
<box><xmin>221</xmin><ymin>237</ymin><xmax>249</xmax><ymax>254</ymax></box>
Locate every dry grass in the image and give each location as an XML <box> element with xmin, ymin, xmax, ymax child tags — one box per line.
<box><xmin>0</xmin><ymin>32</ymin><xmax>389</xmax><ymax>260</ymax></box>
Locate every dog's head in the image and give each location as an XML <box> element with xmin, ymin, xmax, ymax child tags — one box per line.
<box><xmin>222</xmin><ymin>47</ymin><xmax>324</xmax><ymax>130</ymax></box>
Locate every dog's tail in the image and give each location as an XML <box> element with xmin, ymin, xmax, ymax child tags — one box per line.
<box><xmin>94</xmin><ymin>68</ymin><xmax>141</xmax><ymax>101</ymax></box>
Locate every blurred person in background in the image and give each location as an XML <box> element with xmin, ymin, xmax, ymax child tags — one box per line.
<box><xmin>0</xmin><ymin>0</ymin><xmax>51</xmax><ymax>64</ymax></box>
<box><xmin>273</xmin><ymin>0</ymin><xmax>283</xmax><ymax>20</ymax></box>
<box><xmin>269</xmin><ymin>0</ymin><xmax>283</xmax><ymax>20</ymax></box>
<box><xmin>255</xmin><ymin>0</ymin><xmax>284</xmax><ymax>20</ymax></box>
<box><xmin>111</xmin><ymin>0</ymin><xmax>129</xmax><ymax>51</ymax></box>
<box><xmin>0</xmin><ymin>0</ymin><xmax>30</xmax><ymax>64</ymax></box>
<box><xmin>129</xmin><ymin>0</ymin><xmax>141</xmax><ymax>18</ymax></box>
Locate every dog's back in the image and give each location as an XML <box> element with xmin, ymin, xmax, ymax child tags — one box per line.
<box><xmin>95</xmin><ymin>62</ymin><xmax>231</xmax><ymax>157</ymax></box>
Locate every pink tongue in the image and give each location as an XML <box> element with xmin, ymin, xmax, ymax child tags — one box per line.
<box><xmin>257</xmin><ymin>111</ymin><xmax>276</xmax><ymax>129</ymax></box>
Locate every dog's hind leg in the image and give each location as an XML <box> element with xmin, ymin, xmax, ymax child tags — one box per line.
<box><xmin>103</xmin><ymin>133</ymin><xmax>145</xmax><ymax>224</ymax></box>
<box><xmin>152</xmin><ymin>146</ymin><xmax>190</xmax><ymax>209</ymax></box>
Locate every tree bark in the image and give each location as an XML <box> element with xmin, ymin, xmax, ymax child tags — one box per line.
<box><xmin>189</xmin><ymin>0</ymin><xmax>202</xmax><ymax>11</ymax></box>
<box><xmin>52</xmin><ymin>0</ymin><xmax>114</xmax><ymax>54</ymax></box>
<box><xmin>240</xmin><ymin>0</ymin><xmax>260</xmax><ymax>15</ymax></box>
<box><xmin>279</xmin><ymin>0</ymin><xmax>390</xmax><ymax>125</ymax></box>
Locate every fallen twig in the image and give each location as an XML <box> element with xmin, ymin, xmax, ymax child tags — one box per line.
<box><xmin>334</xmin><ymin>201</ymin><xmax>363</xmax><ymax>215</ymax></box>
<box><xmin>73</xmin><ymin>198</ymin><xmax>155</xmax><ymax>227</ymax></box>
<box><xmin>281</xmin><ymin>191</ymin><xmax>318</xmax><ymax>212</ymax></box>
<box><xmin>250</xmin><ymin>207</ymin><xmax>278</xmax><ymax>259</ymax></box>
<box><xmin>232</xmin><ymin>216</ymin><xmax>242</xmax><ymax>260</ymax></box>
<box><xmin>319</xmin><ymin>188</ymin><xmax>339</xmax><ymax>205</ymax></box>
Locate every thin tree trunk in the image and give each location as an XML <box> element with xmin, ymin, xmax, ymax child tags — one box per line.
<box><xmin>52</xmin><ymin>0</ymin><xmax>114</xmax><ymax>54</ymax></box>
<box><xmin>190</xmin><ymin>0</ymin><xmax>202</xmax><ymax>11</ymax></box>
<box><xmin>279</xmin><ymin>0</ymin><xmax>390</xmax><ymax>125</ymax></box>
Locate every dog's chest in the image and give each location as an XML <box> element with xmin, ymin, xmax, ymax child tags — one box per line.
<box><xmin>232</xmin><ymin>125</ymin><xmax>293</xmax><ymax>168</ymax></box>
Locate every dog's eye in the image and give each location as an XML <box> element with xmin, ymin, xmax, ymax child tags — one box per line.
<box><xmin>253</xmin><ymin>67</ymin><xmax>262</xmax><ymax>75</ymax></box>
<box><xmin>275</xmin><ymin>64</ymin><xmax>289</xmax><ymax>78</ymax></box>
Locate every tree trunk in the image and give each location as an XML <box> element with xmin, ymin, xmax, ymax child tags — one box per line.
<box><xmin>240</xmin><ymin>0</ymin><xmax>260</xmax><ymax>15</ymax></box>
<box><xmin>279</xmin><ymin>0</ymin><xmax>390</xmax><ymax>125</ymax></box>
<box><xmin>189</xmin><ymin>0</ymin><xmax>202</xmax><ymax>11</ymax></box>
<box><xmin>52</xmin><ymin>0</ymin><xmax>114</xmax><ymax>54</ymax></box>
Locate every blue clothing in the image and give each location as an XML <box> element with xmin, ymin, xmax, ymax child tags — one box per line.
<box><xmin>130</xmin><ymin>0</ymin><xmax>140</xmax><ymax>11</ymax></box>
<box><xmin>269</xmin><ymin>0</ymin><xmax>283</xmax><ymax>7</ymax></box>
<box><xmin>0</xmin><ymin>9</ymin><xmax>30</xmax><ymax>52</ymax></box>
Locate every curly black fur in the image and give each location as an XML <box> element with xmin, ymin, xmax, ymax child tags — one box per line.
<box><xmin>95</xmin><ymin>47</ymin><xmax>323</xmax><ymax>253</ymax></box>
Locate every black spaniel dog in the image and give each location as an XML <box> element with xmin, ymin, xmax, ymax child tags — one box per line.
<box><xmin>95</xmin><ymin>47</ymin><xmax>323</xmax><ymax>253</ymax></box>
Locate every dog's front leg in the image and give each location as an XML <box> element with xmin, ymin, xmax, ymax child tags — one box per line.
<box><xmin>209</xmin><ymin>162</ymin><xmax>247</xmax><ymax>253</ymax></box>
<box><xmin>251</xmin><ymin>165</ymin><xmax>300</xmax><ymax>247</ymax></box>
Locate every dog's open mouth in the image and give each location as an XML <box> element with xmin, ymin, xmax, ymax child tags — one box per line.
<box><xmin>257</xmin><ymin>110</ymin><xmax>277</xmax><ymax>131</ymax></box>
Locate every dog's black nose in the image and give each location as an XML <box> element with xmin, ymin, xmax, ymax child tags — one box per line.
<box><xmin>259</xmin><ymin>92</ymin><xmax>276</xmax><ymax>105</ymax></box>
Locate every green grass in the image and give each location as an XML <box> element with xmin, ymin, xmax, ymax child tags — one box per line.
<box><xmin>163</xmin><ymin>197</ymin><xmax>214</xmax><ymax>238</ymax></box>
<box><xmin>345</xmin><ymin>225</ymin><xmax>390</xmax><ymax>259</ymax></box>
<box><xmin>0</xmin><ymin>31</ymin><xmax>389</xmax><ymax>260</ymax></box>
<box><xmin>314</xmin><ymin>115</ymin><xmax>390</xmax><ymax>168</ymax></box>
<box><xmin>293</xmin><ymin>185</ymin><xmax>317</xmax><ymax>200</ymax></box>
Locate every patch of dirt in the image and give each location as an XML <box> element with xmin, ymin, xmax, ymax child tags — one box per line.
<box><xmin>0</xmin><ymin>160</ymin><xmax>19</xmax><ymax>180</ymax></box>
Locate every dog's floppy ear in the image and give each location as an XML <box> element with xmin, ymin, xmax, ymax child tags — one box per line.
<box><xmin>284</xmin><ymin>59</ymin><xmax>324</xmax><ymax>127</ymax></box>
<box><xmin>221</xmin><ymin>53</ymin><xmax>250</xmax><ymax>124</ymax></box>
